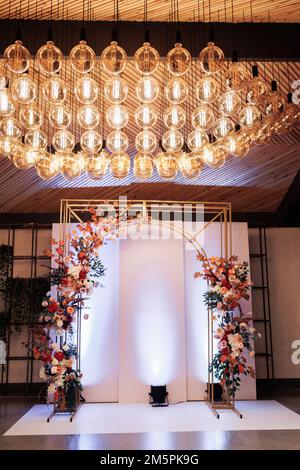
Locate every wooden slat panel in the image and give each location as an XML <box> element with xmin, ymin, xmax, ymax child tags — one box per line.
<box><xmin>0</xmin><ymin>0</ymin><xmax>299</xmax><ymax>23</ymax></box>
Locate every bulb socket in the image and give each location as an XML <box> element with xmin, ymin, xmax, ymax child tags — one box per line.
<box><xmin>271</xmin><ymin>80</ymin><xmax>277</xmax><ymax>92</ymax></box>
<box><xmin>208</xmin><ymin>29</ymin><xmax>215</xmax><ymax>43</ymax></box>
<box><xmin>111</xmin><ymin>28</ymin><xmax>118</xmax><ymax>42</ymax></box>
<box><xmin>287</xmin><ymin>92</ymin><xmax>293</xmax><ymax>103</ymax></box>
<box><xmin>232</xmin><ymin>49</ymin><xmax>239</xmax><ymax>63</ymax></box>
<box><xmin>252</xmin><ymin>65</ymin><xmax>259</xmax><ymax>77</ymax></box>
<box><xmin>175</xmin><ymin>30</ymin><xmax>182</xmax><ymax>44</ymax></box>
<box><xmin>80</xmin><ymin>27</ymin><xmax>87</xmax><ymax>42</ymax></box>
<box><xmin>16</xmin><ymin>27</ymin><xmax>22</xmax><ymax>41</ymax></box>
<box><xmin>144</xmin><ymin>29</ymin><xmax>150</xmax><ymax>43</ymax></box>
<box><xmin>47</xmin><ymin>28</ymin><xmax>54</xmax><ymax>42</ymax></box>
<box><xmin>235</xmin><ymin>124</ymin><xmax>241</xmax><ymax>132</ymax></box>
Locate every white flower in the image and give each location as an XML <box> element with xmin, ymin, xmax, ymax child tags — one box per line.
<box><xmin>62</xmin><ymin>344</ymin><xmax>69</xmax><ymax>351</ymax></box>
<box><xmin>249</xmin><ymin>327</ymin><xmax>256</xmax><ymax>334</ymax></box>
<box><xmin>56</xmin><ymin>376</ymin><xmax>64</xmax><ymax>387</ymax></box>
<box><xmin>57</xmin><ymin>319</ymin><xmax>63</xmax><ymax>328</ymax></box>
<box><xmin>51</xmin><ymin>357</ymin><xmax>58</xmax><ymax>366</ymax></box>
<box><xmin>68</xmin><ymin>265</ymin><xmax>81</xmax><ymax>278</ymax></box>
<box><xmin>39</xmin><ymin>366</ymin><xmax>47</xmax><ymax>380</ymax></box>
<box><xmin>42</xmin><ymin>300</ymin><xmax>48</xmax><ymax>307</ymax></box>
<box><xmin>51</xmin><ymin>366</ymin><xmax>58</xmax><ymax>374</ymax></box>
<box><xmin>51</xmin><ymin>343</ymin><xmax>59</xmax><ymax>351</ymax></box>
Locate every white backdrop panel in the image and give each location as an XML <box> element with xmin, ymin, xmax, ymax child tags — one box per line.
<box><xmin>80</xmin><ymin>241</ymin><xmax>120</xmax><ymax>402</ymax></box>
<box><xmin>118</xmin><ymin>238</ymin><xmax>187</xmax><ymax>403</ymax></box>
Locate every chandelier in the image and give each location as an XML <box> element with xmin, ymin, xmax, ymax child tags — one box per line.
<box><xmin>0</xmin><ymin>35</ymin><xmax>299</xmax><ymax>182</ymax></box>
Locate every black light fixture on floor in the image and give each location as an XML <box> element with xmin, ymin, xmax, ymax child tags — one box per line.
<box><xmin>149</xmin><ymin>385</ymin><xmax>169</xmax><ymax>407</ymax></box>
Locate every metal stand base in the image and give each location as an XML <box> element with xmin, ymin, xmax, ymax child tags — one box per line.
<box><xmin>205</xmin><ymin>400</ymin><xmax>243</xmax><ymax>419</ymax></box>
<box><xmin>47</xmin><ymin>405</ymin><xmax>80</xmax><ymax>423</ymax></box>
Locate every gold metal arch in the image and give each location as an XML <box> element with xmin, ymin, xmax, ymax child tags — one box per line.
<box><xmin>59</xmin><ymin>198</ymin><xmax>237</xmax><ymax>418</ymax></box>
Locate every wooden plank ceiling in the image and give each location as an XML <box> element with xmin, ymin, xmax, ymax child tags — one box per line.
<box><xmin>1</xmin><ymin>0</ymin><xmax>300</xmax><ymax>23</ymax></box>
<box><xmin>0</xmin><ymin>55</ymin><xmax>300</xmax><ymax>214</ymax></box>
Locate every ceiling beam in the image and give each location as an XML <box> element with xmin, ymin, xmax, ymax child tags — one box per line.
<box><xmin>0</xmin><ymin>19</ymin><xmax>299</xmax><ymax>60</ymax></box>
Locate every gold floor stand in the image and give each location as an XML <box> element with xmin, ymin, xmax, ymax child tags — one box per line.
<box><xmin>205</xmin><ymin>400</ymin><xmax>243</xmax><ymax>419</ymax></box>
<box><xmin>47</xmin><ymin>403</ymin><xmax>80</xmax><ymax>423</ymax></box>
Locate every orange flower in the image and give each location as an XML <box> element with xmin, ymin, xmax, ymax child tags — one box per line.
<box><xmin>67</xmin><ymin>306</ymin><xmax>74</xmax><ymax>314</ymax></box>
<box><xmin>78</xmin><ymin>251</ymin><xmax>86</xmax><ymax>260</ymax></box>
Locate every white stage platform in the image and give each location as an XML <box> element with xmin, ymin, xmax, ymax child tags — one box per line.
<box><xmin>4</xmin><ymin>401</ymin><xmax>300</xmax><ymax>436</ymax></box>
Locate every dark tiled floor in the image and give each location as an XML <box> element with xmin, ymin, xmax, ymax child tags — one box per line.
<box><xmin>1</xmin><ymin>384</ymin><xmax>300</xmax><ymax>450</ymax></box>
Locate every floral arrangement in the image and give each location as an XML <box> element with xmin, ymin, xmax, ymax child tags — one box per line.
<box><xmin>33</xmin><ymin>213</ymin><xmax>107</xmax><ymax>405</ymax></box>
<box><xmin>194</xmin><ymin>254</ymin><xmax>258</xmax><ymax>397</ymax></box>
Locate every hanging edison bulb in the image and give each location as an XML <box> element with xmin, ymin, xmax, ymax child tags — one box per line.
<box><xmin>265</xmin><ymin>82</ymin><xmax>285</xmax><ymax>116</ymax></box>
<box><xmin>163</xmin><ymin>105</ymin><xmax>186</xmax><ymax>129</ymax></box>
<box><xmin>218</xmin><ymin>91</ymin><xmax>241</xmax><ymax>116</ymax></box>
<box><xmin>86</xmin><ymin>151</ymin><xmax>110</xmax><ymax>179</ymax></box>
<box><xmin>106</xmin><ymin>130</ymin><xmax>128</xmax><ymax>153</ymax></box>
<box><xmin>239</xmin><ymin>104</ymin><xmax>262</xmax><ymax>127</ymax></box>
<box><xmin>221</xmin><ymin>133</ymin><xmax>250</xmax><ymax>158</ymax></box>
<box><xmin>196</xmin><ymin>76</ymin><xmax>219</xmax><ymax>103</ymax></box>
<box><xmin>52</xmin><ymin>130</ymin><xmax>75</xmax><ymax>153</ymax></box>
<box><xmin>110</xmin><ymin>151</ymin><xmax>130</xmax><ymax>178</ymax></box>
<box><xmin>178</xmin><ymin>152</ymin><xmax>204</xmax><ymax>178</ymax></box>
<box><xmin>133</xmin><ymin>152</ymin><xmax>153</xmax><ymax>179</ymax></box>
<box><xmin>191</xmin><ymin>105</ymin><xmax>215</xmax><ymax>130</ymax></box>
<box><xmin>101</xmin><ymin>41</ymin><xmax>127</xmax><ymax>74</ymax></box>
<box><xmin>36</xmin><ymin>41</ymin><xmax>63</xmax><ymax>74</ymax></box>
<box><xmin>70</xmin><ymin>40</ymin><xmax>95</xmax><ymax>73</ymax></box>
<box><xmin>162</xmin><ymin>129</ymin><xmax>184</xmax><ymax>152</ymax></box>
<box><xmin>199</xmin><ymin>42</ymin><xmax>224</xmax><ymax>74</ymax></box>
<box><xmin>13</xmin><ymin>144</ymin><xmax>41</xmax><ymax>169</ymax></box>
<box><xmin>74</xmin><ymin>76</ymin><xmax>98</xmax><ymax>104</ymax></box>
<box><xmin>135</xmin><ymin>130</ymin><xmax>157</xmax><ymax>153</ymax></box>
<box><xmin>11</xmin><ymin>76</ymin><xmax>36</xmax><ymax>105</ymax></box>
<box><xmin>155</xmin><ymin>151</ymin><xmax>178</xmax><ymax>180</ymax></box>
<box><xmin>134</xmin><ymin>42</ymin><xmax>160</xmax><ymax>75</ymax></box>
<box><xmin>136</xmin><ymin>76</ymin><xmax>159</xmax><ymax>103</ymax></box>
<box><xmin>35</xmin><ymin>152</ymin><xmax>62</xmax><ymax>180</ymax></box>
<box><xmin>104</xmin><ymin>77</ymin><xmax>128</xmax><ymax>104</ymax></box>
<box><xmin>106</xmin><ymin>105</ymin><xmax>129</xmax><ymax>129</ymax></box>
<box><xmin>0</xmin><ymin>89</ymin><xmax>15</xmax><ymax>117</ymax></box>
<box><xmin>61</xmin><ymin>152</ymin><xmax>87</xmax><ymax>180</ymax></box>
<box><xmin>24</xmin><ymin>129</ymin><xmax>47</xmax><ymax>150</ymax></box>
<box><xmin>187</xmin><ymin>129</ymin><xmax>209</xmax><ymax>151</ymax></box>
<box><xmin>212</xmin><ymin>116</ymin><xmax>235</xmax><ymax>139</ymax></box>
<box><xmin>4</xmin><ymin>40</ymin><xmax>30</xmax><ymax>74</ymax></box>
<box><xmin>49</xmin><ymin>104</ymin><xmax>72</xmax><ymax>129</ymax></box>
<box><xmin>80</xmin><ymin>130</ymin><xmax>103</xmax><ymax>153</ymax></box>
<box><xmin>166</xmin><ymin>42</ymin><xmax>191</xmax><ymax>76</ymax></box>
<box><xmin>247</xmin><ymin>66</ymin><xmax>268</xmax><ymax>105</ymax></box>
<box><xmin>134</xmin><ymin>104</ymin><xmax>157</xmax><ymax>128</ymax></box>
<box><xmin>226</xmin><ymin>63</ymin><xmax>248</xmax><ymax>92</ymax></box>
<box><xmin>43</xmin><ymin>76</ymin><xmax>68</xmax><ymax>104</ymax></box>
<box><xmin>201</xmin><ymin>144</ymin><xmax>227</xmax><ymax>168</ymax></box>
<box><xmin>0</xmin><ymin>137</ymin><xmax>20</xmax><ymax>160</ymax></box>
<box><xmin>77</xmin><ymin>105</ymin><xmax>100</xmax><ymax>129</ymax></box>
<box><xmin>19</xmin><ymin>104</ymin><xmax>43</xmax><ymax>129</ymax></box>
<box><xmin>0</xmin><ymin>117</ymin><xmax>22</xmax><ymax>139</ymax></box>
<box><xmin>165</xmin><ymin>78</ymin><xmax>188</xmax><ymax>104</ymax></box>
<box><xmin>252</xmin><ymin>116</ymin><xmax>273</xmax><ymax>145</ymax></box>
